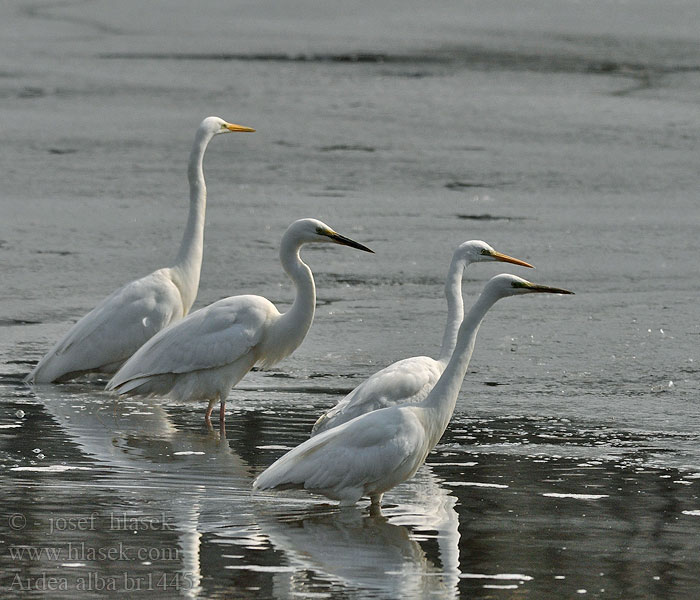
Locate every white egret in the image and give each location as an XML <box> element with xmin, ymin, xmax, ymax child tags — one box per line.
<box><xmin>106</xmin><ymin>218</ymin><xmax>374</xmax><ymax>425</ymax></box>
<box><xmin>312</xmin><ymin>240</ymin><xmax>533</xmax><ymax>435</ymax></box>
<box><xmin>26</xmin><ymin>116</ymin><xmax>255</xmax><ymax>383</ymax></box>
<box><xmin>253</xmin><ymin>274</ymin><xmax>572</xmax><ymax>507</ymax></box>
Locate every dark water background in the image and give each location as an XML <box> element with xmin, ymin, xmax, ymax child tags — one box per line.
<box><xmin>2</xmin><ymin>0</ymin><xmax>700</xmax><ymax>597</ymax></box>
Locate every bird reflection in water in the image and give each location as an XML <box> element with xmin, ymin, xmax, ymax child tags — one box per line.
<box><xmin>32</xmin><ymin>388</ymin><xmax>251</xmax><ymax>599</ymax></box>
<box><xmin>26</xmin><ymin>388</ymin><xmax>462</xmax><ymax>599</ymax></box>
<box><xmin>253</xmin><ymin>465</ymin><xmax>461</xmax><ymax>600</ymax></box>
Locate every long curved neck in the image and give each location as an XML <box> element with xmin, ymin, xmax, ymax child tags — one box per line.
<box><xmin>423</xmin><ymin>288</ymin><xmax>501</xmax><ymax>442</ymax></box>
<box><xmin>172</xmin><ymin>127</ymin><xmax>215</xmax><ymax>313</ymax></box>
<box><xmin>437</xmin><ymin>256</ymin><xmax>466</xmax><ymax>363</ymax></box>
<box><xmin>273</xmin><ymin>236</ymin><xmax>316</xmax><ymax>353</ymax></box>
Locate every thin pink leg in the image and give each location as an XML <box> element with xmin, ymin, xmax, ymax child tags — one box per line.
<box><xmin>218</xmin><ymin>400</ymin><xmax>227</xmax><ymax>436</ymax></box>
<box><xmin>205</xmin><ymin>400</ymin><xmax>215</xmax><ymax>427</ymax></box>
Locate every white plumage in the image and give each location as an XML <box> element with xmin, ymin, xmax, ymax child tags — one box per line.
<box><xmin>107</xmin><ymin>218</ymin><xmax>374</xmax><ymax>425</ymax></box>
<box><xmin>311</xmin><ymin>240</ymin><xmax>533</xmax><ymax>435</ymax></box>
<box><xmin>253</xmin><ymin>274</ymin><xmax>572</xmax><ymax>507</ymax></box>
<box><xmin>257</xmin><ymin>406</ymin><xmax>429</xmax><ymax>504</ymax></box>
<box><xmin>26</xmin><ymin>116</ymin><xmax>255</xmax><ymax>383</ymax></box>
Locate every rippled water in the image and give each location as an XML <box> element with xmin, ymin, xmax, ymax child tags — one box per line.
<box><xmin>2</xmin><ymin>0</ymin><xmax>700</xmax><ymax>598</ymax></box>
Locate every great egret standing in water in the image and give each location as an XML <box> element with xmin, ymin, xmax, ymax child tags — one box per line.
<box><xmin>253</xmin><ymin>274</ymin><xmax>572</xmax><ymax>507</ymax></box>
<box><xmin>107</xmin><ymin>218</ymin><xmax>374</xmax><ymax>425</ymax></box>
<box><xmin>312</xmin><ymin>240</ymin><xmax>533</xmax><ymax>435</ymax></box>
<box><xmin>26</xmin><ymin>116</ymin><xmax>255</xmax><ymax>383</ymax></box>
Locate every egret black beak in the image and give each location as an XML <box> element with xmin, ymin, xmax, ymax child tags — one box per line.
<box><xmin>488</xmin><ymin>250</ymin><xmax>534</xmax><ymax>269</ymax></box>
<box><xmin>516</xmin><ymin>281</ymin><xmax>574</xmax><ymax>295</ymax></box>
<box><xmin>225</xmin><ymin>122</ymin><xmax>256</xmax><ymax>133</ymax></box>
<box><xmin>326</xmin><ymin>231</ymin><xmax>374</xmax><ymax>253</ymax></box>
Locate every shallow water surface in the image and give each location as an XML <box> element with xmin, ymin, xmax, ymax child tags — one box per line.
<box><xmin>1</xmin><ymin>386</ymin><xmax>700</xmax><ymax>598</ymax></box>
<box><xmin>2</xmin><ymin>0</ymin><xmax>700</xmax><ymax>598</ymax></box>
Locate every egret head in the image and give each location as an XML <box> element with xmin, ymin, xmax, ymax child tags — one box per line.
<box><xmin>456</xmin><ymin>240</ymin><xmax>534</xmax><ymax>269</ymax></box>
<box><xmin>285</xmin><ymin>218</ymin><xmax>374</xmax><ymax>253</ymax></box>
<box><xmin>200</xmin><ymin>116</ymin><xmax>256</xmax><ymax>137</ymax></box>
<box><xmin>486</xmin><ymin>273</ymin><xmax>573</xmax><ymax>299</ymax></box>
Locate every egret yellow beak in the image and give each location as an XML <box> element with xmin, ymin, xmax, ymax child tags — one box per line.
<box><xmin>487</xmin><ymin>250</ymin><xmax>534</xmax><ymax>269</ymax></box>
<box><xmin>225</xmin><ymin>122</ymin><xmax>256</xmax><ymax>133</ymax></box>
